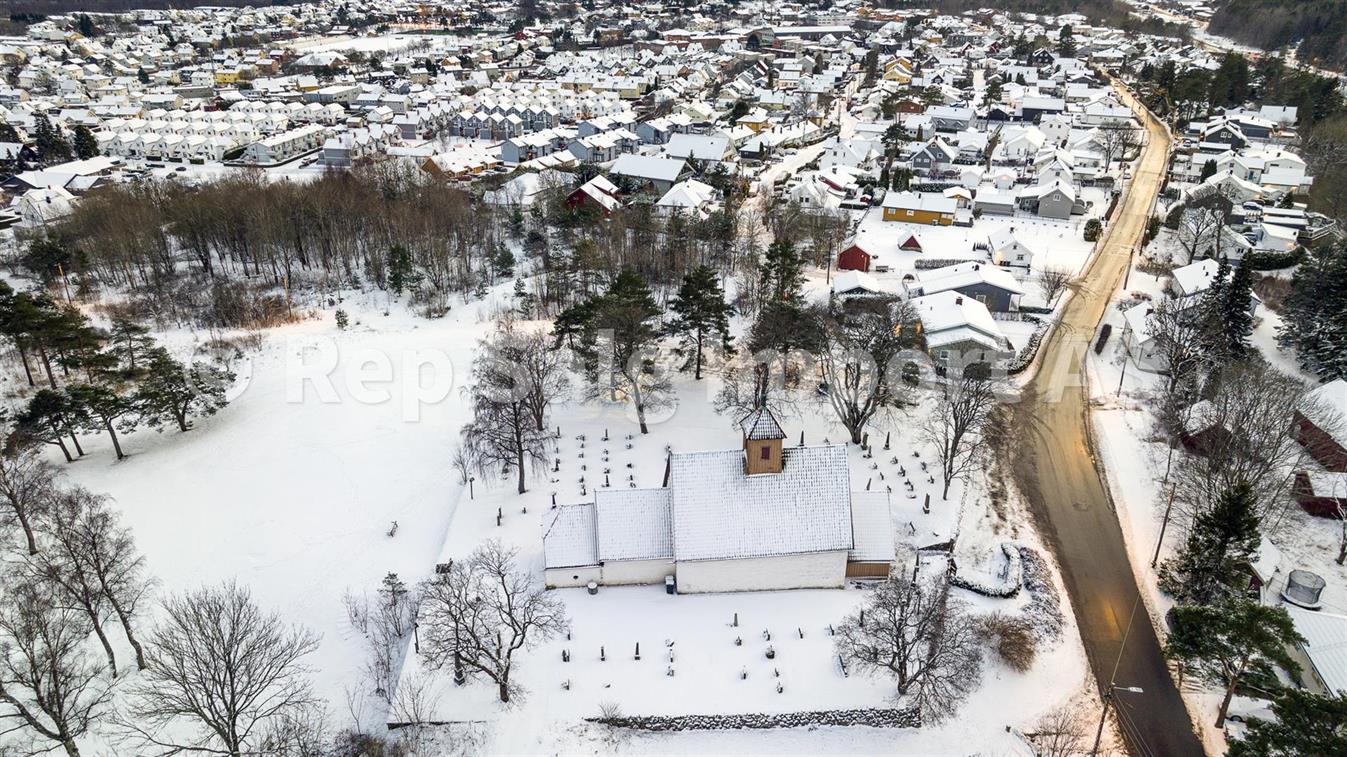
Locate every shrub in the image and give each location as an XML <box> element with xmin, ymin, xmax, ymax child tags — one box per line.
<box><xmin>977</xmin><ymin>612</ymin><xmax>1037</xmax><ymax>673</ymax></box>
<box><xmin>1083</xmin><ymin>218</ymin><xmax>1102</xmax><ymax>242</ymax></box>
<box><xmin>335</xmin><ymin>308</ymin><xmax>350</xmax><ymax>329</ymax></box>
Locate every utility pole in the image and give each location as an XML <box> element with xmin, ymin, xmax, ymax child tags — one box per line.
<box><xmin>1151</xmin><ymin>484</ymin><xmax>1177</xmax><ymax>568</ymax></box>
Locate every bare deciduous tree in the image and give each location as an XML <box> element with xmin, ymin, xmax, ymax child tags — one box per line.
<box><xmin>1173</xmin><ymin>361</ymin><xmax>1330</xmax><ymax>531</ymax></box>
<box><xmin>0</xmin><ymin>436</ymin><xmax>58</xmax><ymax>555</ymax></box>
<box><xmin>1037</xmin><ymin>266</ymin><xmax>1073</xmax><ymax>306</ymax></box>
<box><xmin>461</xmin><ymin>323</ymin><xmax>554</xmax><ymax>495</ymax></box>
<box><xmin>1174</xmin><ymin>206</ymin><xmax>1226</xmax><ymax>264</ymax></box>
<box><xmin>817</xmin><ymin>299</ymin><xmax>917</xmax><ymax>444</ymax></box>
<box><xmin>344</xmin><ymin>572</ymin><xmax>417</xmax><ymax>704</ymax></box>
<box><xmin>1095</xmin><ymin>124</ymin><xmax>1142</xmax><ymax>171</ymax></box>
<box><xmin>1029</xmin><ymin>703</ymin><xmax>1090</xmax><ymax>757</ymax></box>
<box><xmin>418</xmin><ymin>540</ymin><xmax>567</xmax><ymax>703</ymax></box>
<box><xmin>123</xmin><ymin>581</ymin><xmax>321</xmax><ymax>756</ymax></box>
<box><xmin>30</xmin><ymin>487</ymin><xmax>150</xmax><ymax>678</ymax></box>
<box><xmin>920</xmin><ymin>374</ymin><xmax>1000</xmax><ymax>499</ymax></box>
<box><xmin>835</xmin><ymin>572</ymin><xmax>983</xmax><ymax>723</ymax></box>
<box><xmin>0</xmin><ymin>576</ymin><xmax>111</xmax><ymax>757</ymax></box>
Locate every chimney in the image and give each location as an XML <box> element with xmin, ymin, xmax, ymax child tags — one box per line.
<box><xmin>955</xmin><ymin>296</ymin><xmax>963</xmax><ymax>305</ymax></box>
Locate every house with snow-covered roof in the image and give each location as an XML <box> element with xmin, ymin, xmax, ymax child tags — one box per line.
<box><xmin>910</xmin><ymin>290</ymin><xmax>1013</xmax><ymax>368</ymax></box>
<box><xmin>542</xmin><ymin>408</ymin><xmax>894</xmax><ymax>593</ymax></box>
<box><xmin>905</xmin><ymin>261</ymin><xmax>1024</xmax><ymax>313</ymax></box>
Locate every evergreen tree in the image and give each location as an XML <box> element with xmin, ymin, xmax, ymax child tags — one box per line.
<box><xmin>136</xmin><ymin>348</ymin><xmax>232</xmax><ymax>433</ymax></box>
<box><xmin>71</xmin><ymin>125</ymin><xmax>98</xmax><ymax>160</ymax></box>
<box><xmin>386</xmin><ymin>245</ymin><xmax>414</xmax><ymax>295</ymax></box>
<box><xmin>1229</xmin><ymin>688</ymin><xmax>1347</xmax><ymax>756</ymax></box>
<box><xmin>1277</xmin><ymin>242</ymin><xmax>1347</xmax><ymax>379</ymax></box>
<box><xmin>77</xmin><ymin>13</ymin><xmax>94</xmax><ymax>37</ymax></box>
<box><xmin>667</xmin><ymin>265</ymin><xmax>734</xmax><ymax>380</ymax></box>
<box><xmin>1159</xmin><ymin>483</ymin><xmax>1262</xmax><ymax>605</ymax></box>
<box><xmin>493</xmin><ymin>244</ymin><xmax>515</xmax><ymax>277</ymax></box>
<box><xmin>107</xmin><ymin>317</ymin><xmax>155</xmax><ymax>377</ymax></box>
<box><xmin>67</xmin><ymin>382</ymin><xmax>136</xmax><ymax>460</ymax></box>
<box><xmin>1199</xmin><ymin>159</ymin><xmax>1218</xmax><ymax>181</ymax></box>
<box><xmin>512</xmin><ymin>278</ymin><xmax>536</xmax><ymax>320</ymax></box>
<box><xmin>137</xmin><ymin>67</ymin><xmax>150</xmax><ymax>85</ymax></box>
<box><xmin>1219</xmin><ymin>260</ymin><xmax>1255</xmax><ymax>361</ymax></box>
<box><xmin>31</xmin><ymin>115</ymin><xmax>71</xmax><ymax>164</ymax></box>
<box><xmin>1057</xmin><ymin>25</ymin><xmax>1075</xmax><ymax>58</ymax></box>
<box><xmin>760</xmin><ymin>239</ymin><xmax>806</xmax><ymax>305</ymax></box>
<box><xmin>1165</xmin><ymin>600</ymin><xmax>1302</xmax><ymax>728</ymax></box>
<box><xmin>15</xmin><ymin>388</ymin><xmax>86</xmax><ymax>462</ymax></box>
<box><xmin>554</xmin><ymin>270</ymin><xmax>667</xmax><ymax>434</ymax></box>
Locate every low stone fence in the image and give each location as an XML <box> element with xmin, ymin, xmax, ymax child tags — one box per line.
<box><xmin>589</xmin><ymin>706</ymin><xmax>921</xmax><ymax>731</ymax></box>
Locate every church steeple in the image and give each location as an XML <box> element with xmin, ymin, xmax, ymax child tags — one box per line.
<box><xmin>739</xmin><ymin>406</ymin><xmax>786</xmax><ymax>475</ymax></box>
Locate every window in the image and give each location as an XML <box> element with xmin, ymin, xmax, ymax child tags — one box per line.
<box><xmin>760</xmin><ymin>445</ymin><xmax>771</xmax><ymax>461</ymax></box>
<box><xmin>906</xmin><ymin>209</ymin><xmax>915</xmax><ymax>217</ymax></box>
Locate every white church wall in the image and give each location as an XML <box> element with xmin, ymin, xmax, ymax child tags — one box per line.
<box><xmin>674</xmin><ymin>550</ymin><xmax>848</xmax><ymax>594</ymax></box>
<box><xmin>603</xmin><ymin>558</ymin><xmax>675</xmax><ymax>586</ymax></box>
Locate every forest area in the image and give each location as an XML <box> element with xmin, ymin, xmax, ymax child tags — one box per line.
<box><xmin>1209</xmin><ymin>0</ymin><xmax>1347</xmax><ymax>71</ymax></box>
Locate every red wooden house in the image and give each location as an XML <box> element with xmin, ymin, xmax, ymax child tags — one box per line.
<box><xmin>837</xmin><ymin>241</ymin><xmax>874</xmax><ymax>273</ymax></box>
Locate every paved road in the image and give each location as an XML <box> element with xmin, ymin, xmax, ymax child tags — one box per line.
<box><xmin>1010</xmin><ymin>86</ymin><xmax>1206</xmax><ymax>756</ymax></box>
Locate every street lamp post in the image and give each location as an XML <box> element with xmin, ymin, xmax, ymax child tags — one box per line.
<box><xmin>1091</xmin><ymin>684</ymin><xmax>1145</xmax><ymax>755</ymax></box>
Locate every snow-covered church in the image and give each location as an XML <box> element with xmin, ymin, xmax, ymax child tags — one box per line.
<box><xmin>542</xmin><ymin>408</ymin><xmax>895</xmax><ymax>594</ymax></box>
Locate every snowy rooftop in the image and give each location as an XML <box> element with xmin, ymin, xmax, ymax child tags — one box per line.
<box><xmin>543</xmin><ymin>504</ymin><xmax>598</xmax><ymax>569</ymax></box>
<box><xmin>595</xmin><ymin>487</ymin><xmax>674</xmax><ymax>562</ymax></box>
<box><xmin>848</xmin><ymin>491</ymin><xmax>895</xmax><ymax>563</ymax></box>
<box><xmin>669</xmin><ymin>445</ymin><xmax>853</xmax><ymax>562</ymax></box>
<box><xmin>1287</xmin><ymin>606</ymin><xmax>1347</xmax><ymax>696</ymax></box>
<box><xmin>738</xmin><ymin>406</ymin><xmax>786</xmax><ymax>441</ymax></box>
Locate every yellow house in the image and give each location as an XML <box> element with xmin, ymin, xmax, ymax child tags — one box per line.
<box><xmin>882</xmin><ymin>58</ymin><xmax>913</xmax><ymax>84</ymax></box>
<box><xmin>737</xmin><ymin>110</ymin><xmax>770</xmax><ymax>133</ymax></box>
<box><xmin>880</xmin><ymin>191</ymin><xmax>957</xmax><ymax>225</ymax></box>
<box><xmin>213</xmin><ymin>68</ymin><xmax>241</xmax><ymax>85</ymax></box>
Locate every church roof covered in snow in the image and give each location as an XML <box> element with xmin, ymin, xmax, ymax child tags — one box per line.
<box><xmin>667</xmin><ymin>445</ymin><xmax>853</xmax><ymax>562</ymax></box>
<box><xmin>594</xmin><ymin>488</ymin><xmax>673</xmax><ymax>562</ymax></box>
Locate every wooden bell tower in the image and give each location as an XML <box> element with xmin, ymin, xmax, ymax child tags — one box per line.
<box><xmin>739</xmin><ymin>406</ymin><xmax>787</xmax><ymax>475</ymax></box>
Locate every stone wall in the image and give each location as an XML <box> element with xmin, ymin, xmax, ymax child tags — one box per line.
<box><xmin>588</xmin><ymin>706</ymin><xmax>920</xmax><ymax>731</ymax></box>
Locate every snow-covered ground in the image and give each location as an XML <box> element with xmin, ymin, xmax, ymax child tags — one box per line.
<box><xmin>33</xmin><ymin>267</ymin><xmax>1101</xmax><ymax>752</ymax></box>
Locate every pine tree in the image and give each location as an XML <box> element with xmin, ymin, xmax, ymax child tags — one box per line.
<box><xmin>1199</xmin><ymin>159</ymin><xmax>1218</xmax><ymax>181</ymax></box>
<box><xmin>1057</xmin><ymin>25</ymin><xmax>1075</xmax><ymax>58</ymax></box>
<box><xmin>107</xmin><ymin>317</ymin><xmax>155</xmax><ymax>377</ymax></box>
<box><xmin>77</xmin><ymin>13</ymin><xmax>94</xmax><ymax>37</ymax></box>
<box><xmin>386</xmin><ymin>245</ymin><xmax>413</xmax><ymax>295</ymax></box>
<box><xmin>1166</xmin><ymin>600</ymin><xmax>1302</xmax><ymax>728</ymax></box>
<box><xmin>1229</xmin><ymin>688</ymin><xmax>1347</xmax><ymax>756</ymax></box>
<box><xmin>71</xmin><ymin>125</ymin><xmax>98</xmax><ymax>160</ymax></box>
<box><xmin>32</xmin><ymin>115</ymin><xmax>71</xmax><ymax>164</ymax></box>
<box><xmin>1277</xmin><ymin>242</ymin><xmax>1347</xmax><ymax>379</ymax></box>
<box><xmin>15</xmin><ymin>388</ymin><xmax>86</xmax><ymax>462</ymax></box>
<box><xmin>512</xmin><ymin>278</ymin><xmax>536</xmax><ymax>320</ymax></box>
<box><xmin>1160</xmin><ymin>483</ymin><xmax>1262</xmax><ymax>605</ymax></box>
<box><xmin>136</xmin><ymin>348</ymin><xmax>232</xmax><ymax>433</ymax></box>
<box><xmin>760</xmin><ymin>239</ymin><xmax>806</xmax><ymax>305</ymax></box>
<box><xmin>67</xmin><ymin>382</ymin><xmax>135</xmax><ymax>460</ymax></box>
<box><xmin>493</xmin><ymin>244</ymin><xmax>515</xmax><ymax>277</ymax></box>
<box><xmin>1219</xmin><ymin>260</ymin><xmax>1255</xmax><ymax>361</ymax></box>
<box><xmin>667</xmin><ymin>265</ymin><xmax>734</xmax><ymax>380</ymax></box>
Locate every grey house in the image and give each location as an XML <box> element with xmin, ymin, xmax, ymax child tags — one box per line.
<box><xmin>904</xmin><ymin>261</ymin><xmax>1025</xmax><ymax>313</ymax></box>
<box><xmin>910</xmin><ymin>138</ymin><xmax>958</xmax><ymax>173</ymax></box>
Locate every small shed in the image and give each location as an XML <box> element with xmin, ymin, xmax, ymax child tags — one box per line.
<box><xmin>837</xmin><ymin>241</ymin><xmax>874</xmax><ymax>272</ymax></box>
<box><xmin>898</xmin><ymin>232</ymin><xmax>924</xmax><ymax>252</ymax></box>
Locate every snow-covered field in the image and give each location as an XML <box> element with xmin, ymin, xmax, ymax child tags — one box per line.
<box><xmin>35</xmin><ymin>271</ymin><xmax>1098</xmax><ymax>752</ymax></box>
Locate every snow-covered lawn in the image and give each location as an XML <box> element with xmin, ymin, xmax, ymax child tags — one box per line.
<box><xmin>40</xmin><ymin>273</ymin><xmax>1096</xmax><ymax>753</ymax></box>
